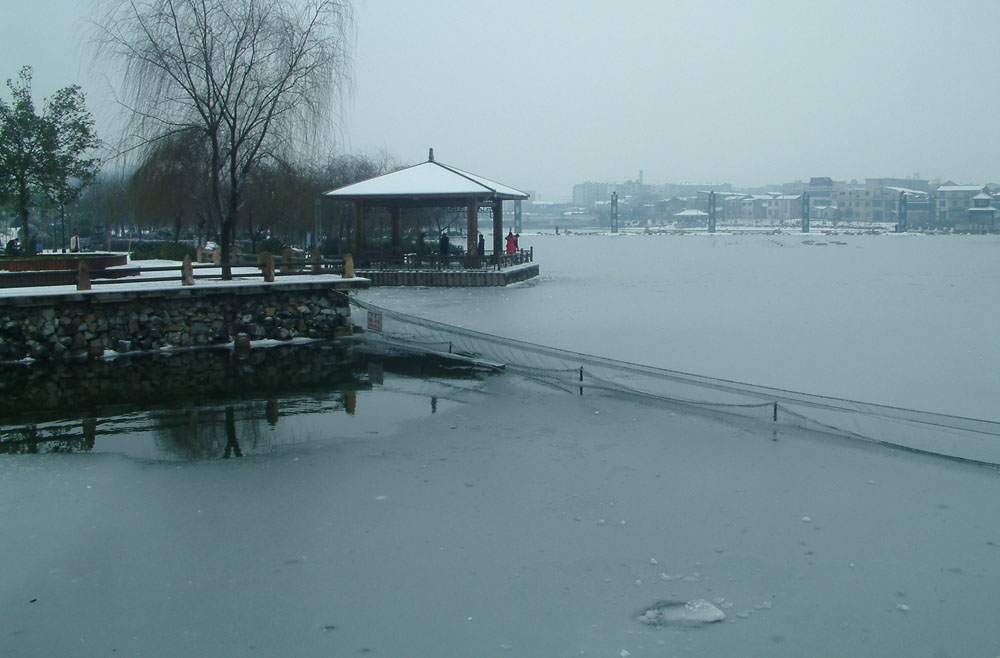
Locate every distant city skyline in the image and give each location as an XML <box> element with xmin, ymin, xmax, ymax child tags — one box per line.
<box><xmin>2</xmin><ymin>0</ymin><xmax>999</xmax><ymax>202</ymax></box>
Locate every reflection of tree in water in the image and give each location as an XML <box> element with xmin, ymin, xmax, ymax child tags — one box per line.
<box><xmin>223</xmin><ymin>407</ymin><xmax>242</xmax><ymax>458</ymax></box>
<box><xmin>150</xmin><ymin>403</ymin><xmax>277</xmax><ymax>459</ymax></box>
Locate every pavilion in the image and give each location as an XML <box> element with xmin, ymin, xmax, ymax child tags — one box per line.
<box><xmin>323</xmin><ymin>149</ymin><xmax>530</xmax><ymax>267</ymax></box>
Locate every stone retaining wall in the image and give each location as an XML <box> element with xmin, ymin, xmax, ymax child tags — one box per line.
<box><xmin>0</xmin><ymin>280</ymin><xmax>365</xmax><ymax>361</ymax></box>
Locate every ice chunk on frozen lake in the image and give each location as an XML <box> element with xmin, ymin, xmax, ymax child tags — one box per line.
<box><xmin>637</xmin><ymin>599</ymin><xmax>726</xmax><ymax>626</ymax></box>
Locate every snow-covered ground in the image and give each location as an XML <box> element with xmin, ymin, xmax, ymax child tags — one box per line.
<box><xmin>2</xmin><ymin>231</ymin><xmax>999</xmax><ymax>658</ymax></box>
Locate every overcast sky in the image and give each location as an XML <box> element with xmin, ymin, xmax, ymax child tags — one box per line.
<box><xmin>2</xmin><ymin>0</ymin><xmax>998</xmax><ymax>201</ymax></box>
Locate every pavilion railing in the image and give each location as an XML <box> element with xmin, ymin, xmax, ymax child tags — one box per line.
<box><xmin>360</xmin><ymin>247</ymin><xmax>533</xmax><ymax>271</ymax></box>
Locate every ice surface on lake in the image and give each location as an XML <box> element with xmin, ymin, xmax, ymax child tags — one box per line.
<box><xmin>3</xmin><ymin>232</ymin><xmax>1000</xmax><ymax>658</ymax></box>
<box><xmin>361</xmin><ymin>232</ymin><xmax>1000</xmax><ymax>420</ymax></box>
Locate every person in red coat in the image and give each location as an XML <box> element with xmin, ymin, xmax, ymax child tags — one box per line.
<box><xmin>505</xmin><ymin>230</ymin><xmax>517</xmax><ymax>255</ymax></box>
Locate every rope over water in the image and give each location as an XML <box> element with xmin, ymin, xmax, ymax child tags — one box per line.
<box><xmin>349</xmin><ymin>297</ymin><xmax>1000</xmax><ymax>468</ymax></box>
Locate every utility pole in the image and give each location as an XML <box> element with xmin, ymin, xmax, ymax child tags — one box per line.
<box><xmin>611</xmin><ymin>191</ymin><xmax>619</xmax><ymax>233</ymax></box>
<box><xmin>801</xmin><ymin>192</ymin><xmax>810</xmax><ymax>233</ymax></box>
<box><xmin>708</xmin><ymin>191</ymin><xmax>717</xmax><ymax>233</ymax></box>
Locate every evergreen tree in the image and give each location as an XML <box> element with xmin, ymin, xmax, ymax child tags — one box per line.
<box><xmin>0</xmin><ymin>66</ymin><xmax>100</xmax><ymax>254</ymax></box>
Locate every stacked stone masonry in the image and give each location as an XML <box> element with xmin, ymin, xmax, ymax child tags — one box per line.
<box><xmin>0</xmin><ymin>283</ymin><xmax>357</xmax><ymax>361</ymax></box>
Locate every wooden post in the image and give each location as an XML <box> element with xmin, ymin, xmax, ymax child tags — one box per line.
<box><xmin>311</xmin><ymin>249</ymin><xmax>321</xmax><ymax>273</ymax></box>
<box><xmin>76</xmin><ymin>260</ymin><xmax>91</xmax><ymax>291</ymax></box>
<box><xmin>261</xmin><ymin>252</ymin><xmax>275</xmax><ymax>282</ymax></box>
<box><xmin>181</xmin><ymin>255</ymin><xmax>194</xmax><ymax>285</ymax></box>
<box><xmin>280</xmin><ymin>248</ymin><xmax>295</xmax><ymax>274</ymax></box>
<box><xmin>492</xmin><ymin>198</ymin><xmax>503</xmax><ymax>268</ymax></box>
<box><xmin>234</xmin><ymin>333</ymin><xmax>251</xmax><ymax>352</ymax></box>
<box><xmin>343</xmin><ymin>253</ymin><xmax>355</xmax><ymax>278</ymax></box>
<box><xmin>390</xmin><ymin>205</ymin><xmax>402</xmax><ymax>262</ymax></box>
<box><xmin>354</xmin><ymin>201</ymin><xmax>365</xmax><ymax>265</ymax></box>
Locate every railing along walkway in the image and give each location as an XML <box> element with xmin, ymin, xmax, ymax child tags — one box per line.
<box><xmin>364</xmin><ymin>247</ymin><xmax>533</xmax><ymax>271</ymax></box>
<box><xmin>0</xmin><ymin>255</ymin><xmax>346</xmax><ymax>290</ymax></box>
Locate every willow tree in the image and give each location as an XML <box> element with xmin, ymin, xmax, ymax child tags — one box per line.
<box><xmin>95</xmin><ymin>0</ymin><xmax>354</xmax><ymax>277</ymax></box>
<box><xmin>127</xmin><ymin>128</ymin><xmax>211</xmax><ymax>242</ymax></box>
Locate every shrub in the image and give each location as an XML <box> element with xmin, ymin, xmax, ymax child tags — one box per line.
<box><xmin>257</xmin><ymin>237</ymin><xmax>285</xmax><ymax>255</ymax></box>
<box><xmin>130</xmin><ymin>242</ymin><xmax>197</xmax><ymax>262</ymax></box>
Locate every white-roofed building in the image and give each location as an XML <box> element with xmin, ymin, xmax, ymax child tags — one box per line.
<box><xmin>966</xmin><ymin>191</ymin><xmax>997</xmax><ymax>232</ymax></box>
<box><xmin>323</xmin><ymin>149</ymin><xmax>529</xmax><ymax>266</ymax></box>
<box><xmin>934</xmin><ymin>183</ymin><xmax>990</xmax><ymax>226</ymax></box>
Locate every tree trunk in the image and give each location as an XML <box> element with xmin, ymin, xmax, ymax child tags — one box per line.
<box><xmin>19</xmin><ymin>177</ymin><xmax>31</xmax><ymax>255</ymax></box>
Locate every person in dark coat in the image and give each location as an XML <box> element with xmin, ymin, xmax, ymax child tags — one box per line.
<box><xmin>439</xmin><ymin>232</ymin><xmax>450</xmax><ymax>267</ymax></box>
<box><xmin>416</xmin><ymin>231</ymin><xmax>426</xmax><ymax>265</ymax></box>
<box><xmin>477</xmin><ymin>233</ymin><xmax>485</xmax><ymax>259</ymax></box>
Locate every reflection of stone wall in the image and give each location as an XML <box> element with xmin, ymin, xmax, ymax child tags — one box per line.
<box><xmin>0</xmin><ymin>341</ymin><xmax>366</xmax><ymax>424</ymax></box>
<box><xmin>0</xmin><ymin>281</ymin><xmax>360</xmax><ymax>361</ymax></box>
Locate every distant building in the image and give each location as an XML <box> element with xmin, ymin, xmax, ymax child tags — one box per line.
<box><xmin>833</xmin><ymin>185</ymin><xmax>892</xmax><ymax>222</ymax></box>
<box><xmin>934</xmin><ymin>183</ymin><xmax>990</xmax><ymax>225</ymax></box>
<box><xmin>866</xmin><ymin>177</ymin><xmax>929</xmax><ymax>193</ymax></box>
<box><xmin>572</xmin><ymin>181</ymin><xmax>613</xmax><ymax>207</ymax></box>
<box><xmin>966</xmin><ymin>191</ymin><xmax>996</xmax><ymax>232</ymax></box>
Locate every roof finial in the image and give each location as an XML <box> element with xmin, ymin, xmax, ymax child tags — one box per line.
<box><xmin>428</xmin><ymin>147</ymin><xmax>434</xmax><ymax>162</ymax></box>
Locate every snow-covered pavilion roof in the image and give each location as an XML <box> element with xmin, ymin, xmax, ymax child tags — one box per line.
<box><xmin>323</xmin><ymin>156</ymin><xmax>529</xmax><ymax>202</ymax></box>
<box><xmin>674</xmin><ymin>209</ymin><xmax>708</xmax><ymax>216</ymax></box>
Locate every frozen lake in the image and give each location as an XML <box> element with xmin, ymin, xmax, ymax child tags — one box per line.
<box><xmin>2</xmin><ymin>231</ymin><xmax>999</xmax><ymax>658</ymax></box>
<box><xmin>361</xmin><ymin>231</ymin><xmax>1000</xmax><ymax>420</ymax></box>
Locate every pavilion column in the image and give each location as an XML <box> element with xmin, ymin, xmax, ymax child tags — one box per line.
<box><xmin>354</xmin><ymin>201</ymin><xmax>366</xmax><ymax>265</ymax></box>
<box><xmin>492</xmin><ymin>198</ymin><xmax>503</xmax><ymax>266</ymax></box>
<box><xmin>466</xmin><ymin>201</ymin><xmax>478</xmax><ymax>268</ymax></box>
<box><xmin>390</xmin><ymin>205</ymin><xmax>402</xmax><ymax>262</ymax></box>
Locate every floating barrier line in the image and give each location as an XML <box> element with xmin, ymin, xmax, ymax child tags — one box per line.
<box><xmin>348</xmin><ymin>297</ymin><xmax>1000</xmax><ymax>466</ymax></box>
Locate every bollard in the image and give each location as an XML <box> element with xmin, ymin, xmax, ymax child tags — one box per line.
<box><xmin>234</xmin><ymin>333</ymin><xmax>251</xmax><ymax>353</ymax></box>
<box><xmin>76</xmin><ymin>260</ymin><xmax>91</xmax><ymax>291</ymax></box>
<box><xmin>181</xmin><ymin>255</ymin><xmax>194</xmax><ymax>286</ymax></box>
<box><xmin>281</xmin><ymin>248</ymin><xmax>296</xmax><ymax>274</ymax></box>
<box><xmin>261</xmin><ymin>252</ymin><xmax>275</xmax><ymax>282</ymax></box>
